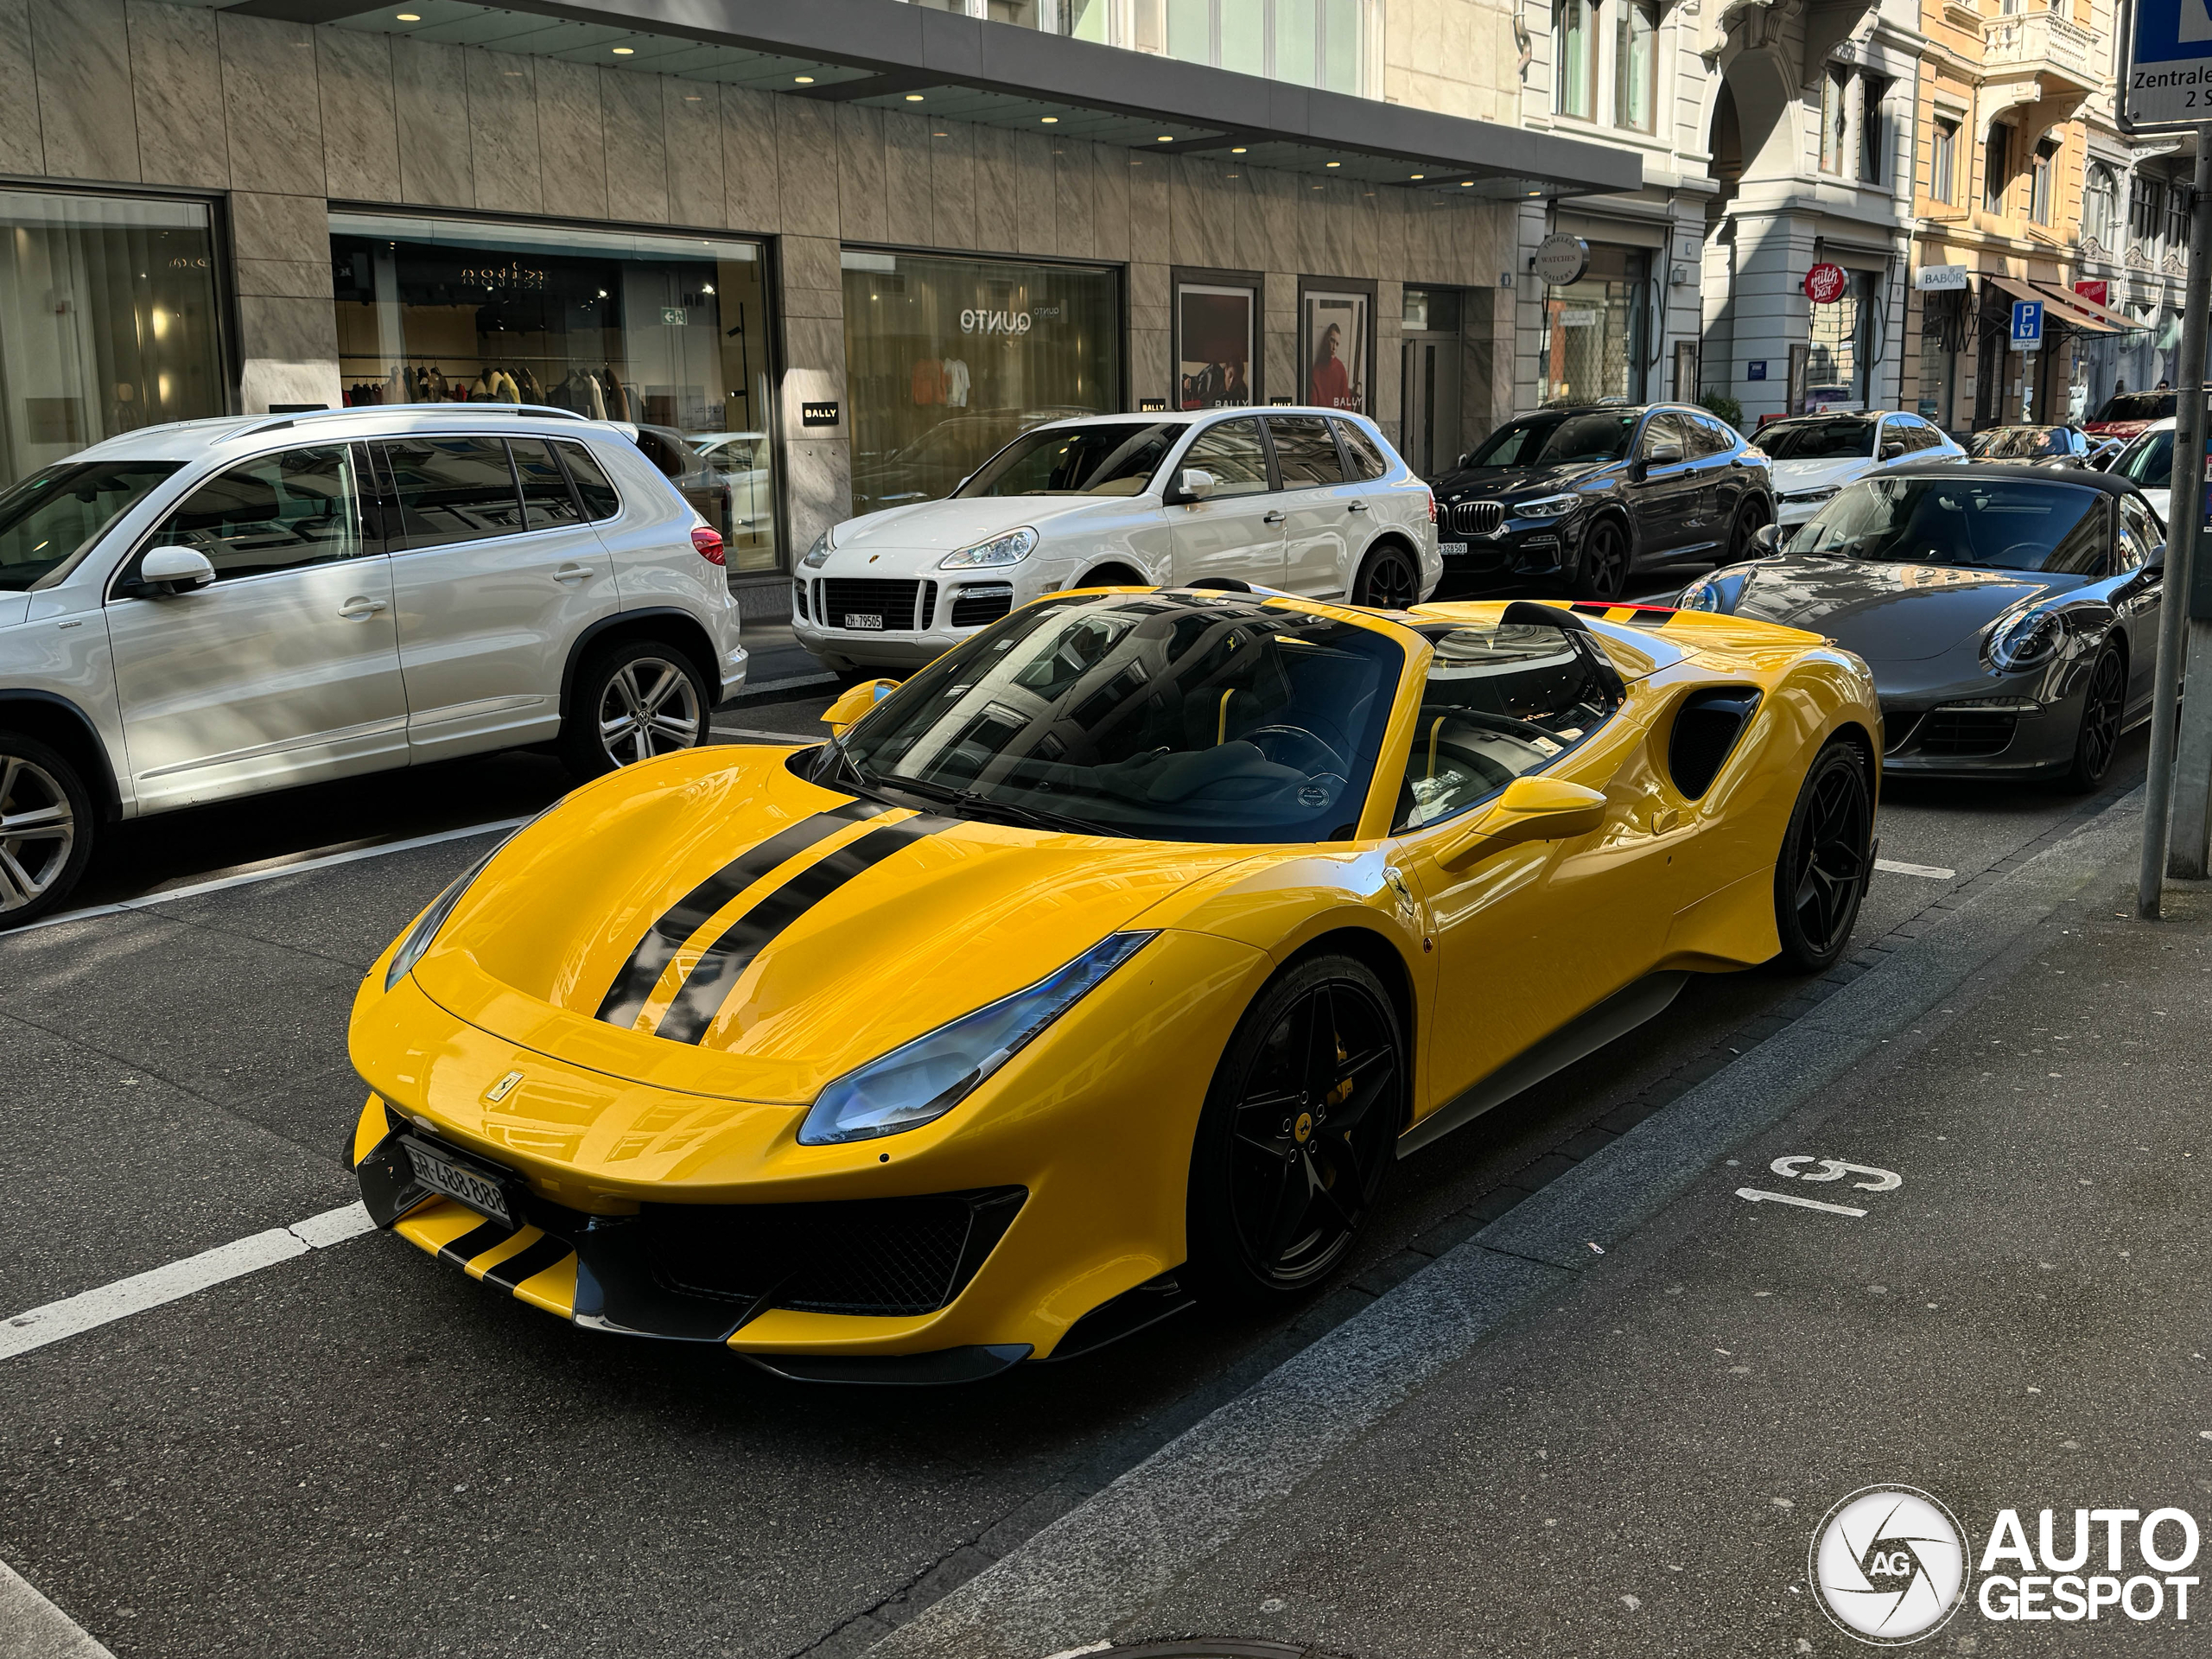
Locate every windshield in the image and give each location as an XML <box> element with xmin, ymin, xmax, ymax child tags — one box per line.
<box><xmin>835</xmin><ymin>593</ymin><xmax>1406</xmax><ymax>842</ymax></box>
<box><xmin>0</xmin><ymin>461</ymin><xmax>183</xmax><ymax>592</ymax></box>
<box><xmin>2115</xmin><ymin>430</ymin><xmax>2175</xmax><ymax>487</ymax></box>
<box><xmin>954</xmin><ymin>423</ymin><xmax>1177</xmax><ymax>499</ymax></box>
<box><xmin>1794</xmin><ymin>475</ymin><xmax>2107</xmax><ymax>573</ymax></box>
<box><xmin>1968</xmin><ymin>427</ymin><xmax>2069</xmax><ymax>460</ymax></box>
<box><xmin>2094</xmin><ymin>393</ymin><xmax>2176</xmax><ymax>423</ymax></box>
<box><xmin>1758</xmin><ymin>417</ymin><xmax>1878</xmax><ymax>461</ymax></box>
<box><xmin>1462</xmin><ymin>411</ymin><xmax>1635</xmax><ymax>468</ymax></box>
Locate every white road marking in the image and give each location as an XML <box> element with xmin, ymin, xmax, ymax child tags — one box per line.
<box><xmin>0</xmin><ymin>1203</ymin><xmax>376</xmax><ymax>1363</ymax></box>
<box><xmin>0</xmin><ymin>1556</ymin><xmax>114</xmax><ymax>1658</ymax></box>
<box><xmin>1735</xmin><ymin>1187</ymin><xmax>1868</xmax><ymax>1217</ymax></box>
<box><xmin>8</xmin><ymin>817</ymin><xmax>531</xmax><ymax>937</ymax></box>
<box><xmin>1876</xmin><ymin>857</ymin><xmax>1955</xmax><ymax>880</ymax></box>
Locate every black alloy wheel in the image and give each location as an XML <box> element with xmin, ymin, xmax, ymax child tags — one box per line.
<box><xmin>1351</xmin><ymin>544</ymin><xmax>1420</xmax><ymax>610</ymax></box>
<box><xmin>1187</xmin><ymin>955</ymin><xmax>1403</xmax><ymax>1305</ymax></box>
<box><xmin>1574</xmin><ymin>517</ymin><xmax>1630</xmax><ymax>602</ymax></box>
<box><xmin>1772</xmin><ymin>738</ymin><xmax>1872</xmax><ymax>972</ymax></box>
<box><xmin>1729</xmin><ymin>493</ymin><xmax>1772</xmax><ymax>562</ymax></box>
<box><xmin>2060</xmin><ymin>644</ymin><xmax>2126</xmax><ymax>794</ymax></box>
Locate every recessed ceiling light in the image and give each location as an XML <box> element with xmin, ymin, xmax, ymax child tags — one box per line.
<box><xmin>1459</xmin><ymin>179</ymin><xmax>1473</xmax><ymax>187</ymax></box>
<box><xmin>395</xmin><ymin>10</ymin><xmax>420</xmax><ymax>18</ymax></box>
<box><xmin>793</xmin><ymin>74</ymin><xmax>815</xmax><ymax>84</ymax></box>
<box><xmin>1157</xmin><ymin>135</ymin><xmax>1173</xmax><ymax>142</ymax></box>
<box><xmin>1230</xmin><ymin>146</ymin><xmax>1248</xmax><ymax>154</ymax></box>
<box><xmin>1410</xmin><ymin>173</ymin><xmax>1425</xmax><ymax>180</ymax></box>
<box><xmin>1040</xmin><ymin>116</ymin><xmax>1058</xmax><ymax>124</ymax></box>
<box><xmin>933</xmin><ymin>130</ymin><xmax>948</xmax><ymax>137</ymax></box>
<box><xmin>1325</xmin><ymin>161</ymin><xmax>1341</xmax><ymax>168</ymax></box>
<box><xmin>612</xmin><ymin>46</ymin><xmax>634</xmax><ymax>55</ymax></box>
<box><xmin>905</xmin><ymin>92</ymin><xmax>925</xmax><ymax>101</ymax></box>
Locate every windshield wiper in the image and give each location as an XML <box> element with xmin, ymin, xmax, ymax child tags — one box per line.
<box><xmin>811</xmin><ymin>739</ymin><xmax>893</xmax><ymax>803</ymax></box>
<box><xmin>876</xmin><ymin>772</ymin><xmax>1126</xmax><ymax>837</ymax></box>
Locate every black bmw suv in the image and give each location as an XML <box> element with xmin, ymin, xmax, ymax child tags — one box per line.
<box><xmin>1432</xmin><ymin>403</ymin><xmax>1776</xmax><ymax>601</ymax></box>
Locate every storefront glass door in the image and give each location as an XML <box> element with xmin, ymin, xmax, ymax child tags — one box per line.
<box><xmin>1541</xmin><ymin>245</ymin><xmax>1649</xmax><ymax>405</ymax></box>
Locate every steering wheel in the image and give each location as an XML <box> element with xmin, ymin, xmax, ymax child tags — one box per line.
<box><xmin>1243</xmin><ymin>724</ymin><xmax>1347</xmax><ymax>778</ymax></box>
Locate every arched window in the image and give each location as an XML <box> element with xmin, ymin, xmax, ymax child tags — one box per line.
<box><xmin>2083</xmin><ymin>163</ymin><xmax>2119</xmax><ymax>248</ymax></box>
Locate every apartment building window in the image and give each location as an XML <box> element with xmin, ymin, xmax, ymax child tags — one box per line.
<box><xmin>1859</xmin><ymin>75</ymin><xmax>1891</xmax><ymax>184</ymax></box>
<box><xmin>1985</xmin><ymin>122</ymin><xmax>2014</xmax><ymax>213</ymax></box>
<box><xmin>2030</xmin><ymin>140</ymin><xmax>2056</xmax><ymax>226</ymax></box>
<box><xmin>2131</xmin><ymin>175</ymin><xmax>2165</xmax><ymax>249</ymax></box>
<box><xmin>2083</xmin><ymin>162</ymin><xmax>2119</xmax><ymax>246</ymax></box>
<box><xmin>1930</xmin><ymin>118</ymin><xmax>1958</xmax><ymax>204</ymax></box>
<box><xmin>2167</xmin><ymin>182</ymin><xmax>2191</xmax><ymax>249</ymax></box>
<box><xmin>1555</xmin><ymin>0</ymin><xmax>1599</xmax><ymax>119</ymax></box>
<box><xmin>1614</xmin><ymin>0</ymin><xmax>1659</xmax><ymax>132</ymax></box>
<box><xmin>1821</xmin><ymin>67</ymin><xmax>1849</xmax><ymax>174</ymax></box>
<box><xmin>1152</xmin><ymin>0</ymin><xmax>1366</xmax><ymax>92</ymax></box>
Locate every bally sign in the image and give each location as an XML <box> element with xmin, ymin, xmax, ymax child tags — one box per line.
<box><xmin>1804</xmin><ymin>263</ymin><xmax>1849</xmax><ymax>304</ymax></box>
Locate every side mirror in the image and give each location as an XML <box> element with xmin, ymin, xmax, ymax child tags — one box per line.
<box><xmin>823</xmin><ymin>677</ymin><xmax>899</xmax><ymax>736</ymax></box>
<box><xmin>1438</xmin><ymin>776</ymin><xmax>1608</xmax><ymax>871</ymax></box>
<box><xmin>1751</xmin><ymin>522</ymin><xmax>1783</xmax><ymax>554</ymax></box>
<box><xmin>137</xmin><ymin>547</ymin><xmax>217</xmax><ymax>594</ymax></box>
<box><xmin>1457</xmin><ymin>452</ymin><xmax>1476</xmax><ymax>471</ymax></box>
<box><xmin>1880</xmin><ymin>440</ymin><xmax>1907</xmax><ymax>459</ymax></box>
<box><xmin>1643</xmin><ymin>441</ymin><xmax>1685</xmax><ymax>467</ymax></box>
<box><xmin>2145</xmin><ymin>539</ymin><xmax>2166</xmax><ymax>573</ymax></box>
<box><xmin>1173</xmin><ymin>467</ymin><xmax>1217</xmax><ymax>503</ymax></box>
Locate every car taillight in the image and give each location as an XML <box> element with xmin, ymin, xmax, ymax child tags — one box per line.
<box><xmin>1425</xmin><ymin>490</ymin><xmax>1437</xmax><ymax>524</ymax></box>
<box><xmin>690</xmin><ymin>525</ymin><xmax>725</xmax><ymax>566</ymax></box>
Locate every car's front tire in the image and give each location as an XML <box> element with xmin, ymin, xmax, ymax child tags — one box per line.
<box><xmin>1726</xmin><ymin>493</ymin><xmax>1772</xmax><ymax>564</ymax></box>
<box><xmin>1574</xmin><ymin>517</ymin><xmax>1630</xmax><ymax>602</ymax></box>
<box><xmin>2058</xmin><ymin>642</ymin><xmax>2126</xmax><ymax>794</ymax></box>
<box><xmin>1772</xmin><ymin>736</ymin><xmax>1872</xmax><ymax>973</ymax></box>
<box><xmin>0</xmin><ymin>733</ymin><xmax>94</xmax><ymax>928</ymax></box>
<box><xmin>1185</xmin><ymin>953</ymin><xmax>1404</xmax><ymax>1308</ymax></box>
<box><xmin>561</xmin><ymin>639</ymin><xmax>709</xmax><ymax>780</ymax></box>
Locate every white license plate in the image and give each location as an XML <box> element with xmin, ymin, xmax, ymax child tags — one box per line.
<box><xmin>1440</xmin><ymin>541</ymin><xmax>1469</xmax><ymax>557</ymax></box>
<box><xmin>404</xmin><ymin>1139</ymin><xmax>515</xmax><ymax>1227</ymax></box>
<box><xmin>842</xmin><ymin>612</ymin><xmax>885</xmax><ymax>631</ymax></box>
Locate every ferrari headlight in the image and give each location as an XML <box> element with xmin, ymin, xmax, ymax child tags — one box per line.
<box><xmin>1516</xmin><ymin>493</ymin><xmax>1579</xmax><ymax>519</ymax></box>
<box><xmin>938</xmin><ymin>526</ymin><xmax>1039</xmax><ymax>570</ymax></box>
<box><xmin>801</xmin><ymin>529</ymin><xmax>833</xmax><ymax>569</ymax></box>
<box><xmin>383</xmin><ymin>845</ymin><xmax>502</xmax><ymax>992</ymax></box>
<box><xmin>798</xmin><ymin>931</ymin><xmax>1157</xmax><ymax>1146</ymax></box>
<box><xmin>1985</xmin><ymin>605</ymin><xmax>2069</xmax><ymax>672</ymax></box>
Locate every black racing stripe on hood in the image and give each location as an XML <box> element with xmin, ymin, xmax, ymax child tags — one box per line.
<box><xmin>595</xmin><ymin>799</ymin><xmax>889</xmax><ymax>1030</ymax></box>
<box><xmin>652</xmin><ymin>813</ymin><xmax>958</xmax><ymax>1046</ymax></box>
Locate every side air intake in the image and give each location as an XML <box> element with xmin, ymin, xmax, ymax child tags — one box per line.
<box><xmin>1668</xmin><ymin>687</ymin><xmax>1761</xmax><ymax>800</ymax></box>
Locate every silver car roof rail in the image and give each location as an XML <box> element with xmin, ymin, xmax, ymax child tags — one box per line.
<box><xmin>238</xmin><ymin>403</ymin><xmax>596</xmax><ymax>440</ymax></box>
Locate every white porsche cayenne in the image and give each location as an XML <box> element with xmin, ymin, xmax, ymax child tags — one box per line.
<box><xmin>792</xmin><ymin>407</ymin><xmax>1440</xmax><ymax>673</ymax></box>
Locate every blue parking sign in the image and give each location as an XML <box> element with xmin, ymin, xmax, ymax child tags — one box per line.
<box><xmin>2010</xmin><ymin>300</ymin><xmax>2044</xmax><ymax>348</ymax></box>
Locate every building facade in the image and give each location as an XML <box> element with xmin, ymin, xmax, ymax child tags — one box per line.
<box><xmin>0</xmin><ymin>0</ymin><xmax>1634</xmax><ymax>619</ymax></box>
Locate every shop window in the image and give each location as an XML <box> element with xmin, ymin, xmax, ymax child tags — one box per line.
<box><xmin>1984</xmin><ymin>123</ymin><xmax>2014</xmax><ymax>213</ymax></box>
<box><xmin>1541</xmin><ymin>243</ymin><xmax>1649</xmax><ymax>405</ymax></box>
<box><xmin>1555</xmin><ymin>0</ymin><xmax>1599</xmax><ymax>120</ymax></box>
<box><xmin>0</xmin><ymin>188</ymin><xmax>226</xmax><ymax>492</ymax></box>
<box><xmin>329</xmin><ymin>213</ymin><xmax>780</xmax><ymax>575</ymax></box>
<box><xmin>1613</xmin><ymin>0</ymin><xmax>1658</xmax><ymax>133</ymax></box>
<box><xmin>842</xmin><ymin>250</ymin><xmax>1121</xmax><ymax>518</ymax></box>
<box><xmin>1806</xmin><ymin>269</ymin><xmax>1877</xmax><ymax>411</ymax></box>
<box><xmin>2031</xmin><ymin>140</ymin><xmax>2056</xmax><ymax>226</ymax></box>
<box><xmin>1930</xmin><ymin>118</ymin><xmax>1958</xmax><ymax>205</ymax></box>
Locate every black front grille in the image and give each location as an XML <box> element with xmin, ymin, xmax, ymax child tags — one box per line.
<box><xmin>950</xmin><ymin>583</ymin><xmax>1015</xmax><ymax>627</ymax></box>
<box><xmin>1880</xmin><ymin>709</ymin><xmax>1923</xmax><ymax>755</ymax></box>
<box><xmin>791</xmin><ymin>579</ymin><xmax>809</xmax><ymax>621</ymax></box>
<box><xmin>1918</xmin><ymin>709</ymin><xmax>2018</xmax><ymax>757</ymax></box>
<box><xmin>1452</xmin><ymin>500</ymin><xmax>1504</xmax><ymax>536</ymax></box>
<box><xmin>821</xmin><ymin>578</ymin><xmax>930</xmax><ymax>632</ymax></box>
<box><xmin>642</xmin><ymin>1187</ymin><xmax>1027</xmax><ymax>1317</ymax></box>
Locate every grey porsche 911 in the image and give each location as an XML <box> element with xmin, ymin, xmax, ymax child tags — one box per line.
<box><xmin>1676</xmin><ymin>463</ymin><xmax>2164</xmax><ymax>791</ymax></box>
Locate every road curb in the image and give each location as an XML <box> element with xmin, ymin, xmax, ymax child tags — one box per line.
<box><xmin>865</xmin><ymin>786</ymin><xmax>2150</xmax><ymax>1659</ymax></box>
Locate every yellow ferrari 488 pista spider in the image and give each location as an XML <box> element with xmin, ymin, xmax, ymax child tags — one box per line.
<box><xmin>350</xmin><ymin>589</ymin><xmax>1879</xmax><ymax>1382</ymax></box>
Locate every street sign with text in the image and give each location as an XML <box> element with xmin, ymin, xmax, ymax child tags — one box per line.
<box><xmin>2009</xmin><ymin>299</ymin><xmax>2044</xmax><ymax>350</ymax></box>
<box><xmin>2123</xmin><ymin>0</ymin><xmax>2212</xmax><ymax>128</ymax></box>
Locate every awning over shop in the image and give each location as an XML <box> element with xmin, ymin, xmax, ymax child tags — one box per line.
<box><xmin>226</xmin><ymin>0</ymin><xmax>1643</xmax><ymax>200</ymax></box>
<box><xmin>2031</xmin><ymin>282</ymin><xmax>2147</xmax><ymax>334</ymax></box>
<box><xmin>1980</xmin><ymin>273</ymin><xmax>2120</xmax><ymax>334</ymax></box>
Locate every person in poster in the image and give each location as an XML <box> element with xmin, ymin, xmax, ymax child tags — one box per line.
<box><xmin>1177</xmin><ymin>285</ymin><xmax>1255</xmax><ymax>410</ymax></box>
<box><xmin>1303</xmin><ymin>293</ymin><xmax>1367</xmax><ymax>411</ymax></box>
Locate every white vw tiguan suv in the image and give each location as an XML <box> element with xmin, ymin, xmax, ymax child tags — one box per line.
<box><xmin>0</xmin><ymin>404</ymin><xmax>745</xmax><ymax>925</ymax></box>
<box><xmin>794</xmin><ymin>407</ymin><xmax>1440</xmax><ymax>672</ymax></box>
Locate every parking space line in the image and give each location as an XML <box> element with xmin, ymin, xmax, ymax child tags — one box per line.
<box><xmin>1875</xmin><ymin>857</ymin><xmax>1956</xmax><ymax>880</ymax></box>
<box><xmin>9</xmin><ymin>817</ymin><xmax>531</xmax><ymax>937</ymax></box>
<box><xmin>0</xmin><ymin>1203</ymin><xmax>376</xmax><ymax>1363</ymax></box>
<box><xmin>1735</xmin><ymin>1187</ymin><xmax>1868</xmax><ymax>1217</ymax></box>
<box><xmin>0</xmin><ymin>1557</ymin><xmax>112</xmax><ymax>1659</ymax></box>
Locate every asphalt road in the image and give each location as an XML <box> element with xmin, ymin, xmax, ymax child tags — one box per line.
<box><xmin>0</xmin><ymin>597</ymin><xmax>2157</xmax><ymax>1659</ymax></box>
